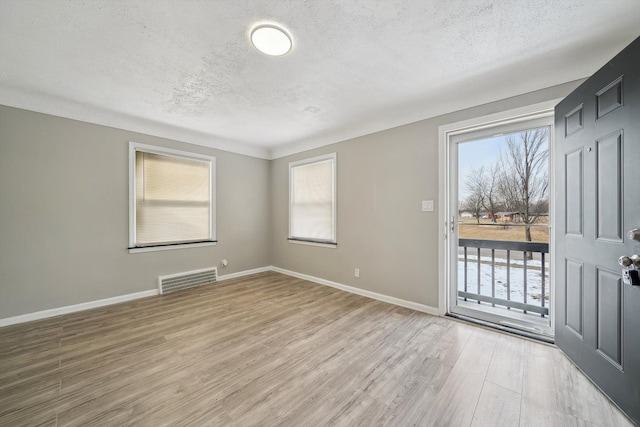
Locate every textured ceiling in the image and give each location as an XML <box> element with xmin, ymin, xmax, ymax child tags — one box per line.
<box><xmin>1</xmin><ymin>1</ymin><xmax>639</xmax><ymax>158</ymax></box>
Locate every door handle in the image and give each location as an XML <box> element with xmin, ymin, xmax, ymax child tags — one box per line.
<box><xmin>619</xmin><ymin>256</ymin><xmax>633</xmax><ymax>267</ymax></box>
<box><xmin>618</xmin><ymin>255</ymin><xmax>640</xmax><ymax>268</ymax></box>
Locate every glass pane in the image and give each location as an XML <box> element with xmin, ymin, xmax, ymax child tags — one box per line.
<box><xmin>139</xmin><ymin>152</ymin><xmax>209</xmax><ymax>202</ymax></box>
<box><xmin>291</xmin><ymin>159</ymin><xmax>334</xmax><ymax>240</ymax></box>
<box><xmin>135</xmin><ymin>151</ymin><xmax>211</xmax><ymax>246</ymax></box>
<box><xmin>456</xmin><ymin>126</ymin><xmax>550</xmax><ymax>325</ymax></box>
<box><xmin>458</xmin><ymin>127</ymin><xmax>550</xmax><ymax>243</ymax></box>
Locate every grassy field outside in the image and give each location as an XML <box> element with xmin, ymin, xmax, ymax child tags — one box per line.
<box><xmin>458</xmin><ymin>217</ymin><xmax>549</xmax><ymax>242</ymax></box>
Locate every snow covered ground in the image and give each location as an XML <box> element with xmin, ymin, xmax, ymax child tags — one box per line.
<box><xmin>457</xmin><ymin>253</ymin><xmax>549</xmax><ymax>306</ymax></box>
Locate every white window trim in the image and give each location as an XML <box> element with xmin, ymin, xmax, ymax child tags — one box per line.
<box><xmin>128</xmin><ymin>141</ymin><xmax>216</xmax><ymax>253</ymax></box>
<box><xmin>288</xmin><ymin>152</ymin><xmax>337</xmax><ymax>247</ymax></box>
<box><xmin>288</xmin><ymin>239</ymin><xmax>337</xmax><ymax>249</ymax></box>
<box><xmin>437</xmin><ymin>98</ymin><xmax>562</xmax><ymax>330</ymax></box>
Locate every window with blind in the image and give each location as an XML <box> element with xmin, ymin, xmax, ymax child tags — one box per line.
<box><xmin>129</xmin><ymin>142</ymin><xmax>216</xmax><ymax>251</ymax></box>
<box><xmin>289</xmin><ymin>153</ymin><xmax>336</xmax><ymax>246</ymax></box>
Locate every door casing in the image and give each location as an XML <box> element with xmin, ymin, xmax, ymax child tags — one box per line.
<box><xmin>438</xmin><ymin>99</ymin><xmax>563</xmax><ymax>337</ymax></box>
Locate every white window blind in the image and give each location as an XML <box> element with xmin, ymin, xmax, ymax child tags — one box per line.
<box><xmin>289</xmin><ymin>154</ymin><xmax>336</xmax><ymax>244</ymax></box>
<box><xmin>130</xmin><ymin>143</ymin><xmax>215</xmax><ymax>248</ymax></box>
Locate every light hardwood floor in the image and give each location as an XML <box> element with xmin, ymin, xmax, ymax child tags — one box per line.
<box><xmin>0</xmin><ymin>272</ymin><xmax>633</xmax><ymax>426</ymax></box>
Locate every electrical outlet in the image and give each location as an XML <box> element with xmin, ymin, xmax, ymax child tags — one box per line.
<box><xmin>354</xmin><ymin>268</ymin><xmax>360</xmax><ymax>278</ymax></box>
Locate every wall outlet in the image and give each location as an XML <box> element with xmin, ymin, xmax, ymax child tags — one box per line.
<box><xmin>221</xmin><ymin>259</ymin><xmax>228</xmax><ymax>267</ymax></box>
<box><xmin>354</xmin><ymin>268</ymin><xmax>360</xmax><ymax>278</ymax></box>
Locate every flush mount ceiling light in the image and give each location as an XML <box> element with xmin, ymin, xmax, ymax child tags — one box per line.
<box><xmin>250</xmin><ymin>24</ymin><xmax>292</xmax><ymax>56</ymax></box>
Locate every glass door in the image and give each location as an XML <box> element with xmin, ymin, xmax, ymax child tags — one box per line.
<box><xmin>448</xmin><ymin>116</ymin><xmax>553</xmax><ymax>338</ymax></box>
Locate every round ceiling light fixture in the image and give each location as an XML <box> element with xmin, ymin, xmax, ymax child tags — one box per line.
<box><xmin>250</xmin><ymin>24</ymin><xmax>292</xmax><ymax>56</ymax></box>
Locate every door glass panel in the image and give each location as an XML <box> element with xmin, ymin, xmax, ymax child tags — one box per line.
<box><xmin>452</xmin><ymin>125</ymin><xmax>552</xmax><ymax>336</ymax></box>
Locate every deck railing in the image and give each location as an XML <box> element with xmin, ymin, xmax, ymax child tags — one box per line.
<box><xmin>458</xmin><ymin>238</ymin><xmax>549</xmax><ymax>317</ymax></box>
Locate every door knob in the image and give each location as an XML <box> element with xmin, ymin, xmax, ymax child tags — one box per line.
<box><xmin>631</xmin><ymin>254</ymin><xmax>640</xmax><ymax>268</ymax></box>
<box><xmin>629</xmin><ymin>228</ymin><xmax>640</xmax><ymax>242</ymax></box>
<box><xmin>619</xmin><ymin>256</ymin><xmax>633</xmax><ymax>267</ymax></box>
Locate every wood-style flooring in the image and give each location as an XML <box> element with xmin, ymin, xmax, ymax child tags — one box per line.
<box><xmin>0</xmin><ymin>272</ymin><xmax>632</xmax><ymax>426</ymax></box>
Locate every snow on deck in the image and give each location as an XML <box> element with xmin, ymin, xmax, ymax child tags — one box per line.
<box><xmin>457</xmin><ymin>253</ymin><xmax>549</xmax><ymax>305</ymax></box>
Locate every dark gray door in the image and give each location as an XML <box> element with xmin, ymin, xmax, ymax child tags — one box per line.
<box><xmin>555</xmin><ymin>36</ymin><xmax>640</xmax><ymax>424</ymax></box>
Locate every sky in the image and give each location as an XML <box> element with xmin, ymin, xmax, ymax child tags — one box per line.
<box><xmin>457</xmin><ymin>128</ymin><xmax>549</xmax><ymax>201</ymax></box>
<box><xmin>457</xmin><ymin>135</ymin><xmax>507</xmax><ymax>200</ymax></box>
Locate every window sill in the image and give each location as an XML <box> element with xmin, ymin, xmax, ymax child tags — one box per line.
<box><xmin>128</xmin><ymin>241</ymin><xmax>217</xmax><ymax>254</ymax></box>
<box><xmin>287</xmin><ymin>239</ymin><xmax>337</xmax><ymax>249</ymax></box>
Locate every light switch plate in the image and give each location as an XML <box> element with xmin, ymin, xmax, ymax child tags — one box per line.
<box><xmin>422</xmin><ymin>200</ymin><xmax>434</xmax><ymax>212</ymax></box>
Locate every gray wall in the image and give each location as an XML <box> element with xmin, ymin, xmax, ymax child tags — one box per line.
<box><xmin>0</xmin><ymin>80</ymin><xmax>583</xmax><ymax>319</ymax></box>
<box><xmin>0</xmin><ymin>106</ymin><xmax>271</xmax><ymax>318</ymax></box>
<box><xmin>270</xmin><ymin>81</ymin><xmax>583</xmax><ymax>308</ymax></box>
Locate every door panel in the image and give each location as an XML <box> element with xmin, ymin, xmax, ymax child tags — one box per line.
<box><xmin>595</xmin><ymin>130</ymin><xmax>623</xmax><ymax>241</ymax></box>
<box><xmin>596</xmin><ymin>76</ymin><xmax>623</xmax><ymax>119</ymax></box>
<box><xmin>565</xmin><ymin>259</ymin><xmax>583</xmax><ymax>337</ymax></box>
<box><xmin>555</xmin><ymin>36</ymin><xmax>640</xmax><ymax>424</ymax></box>
<box><xmin>595</xmin><ymin>268</ymin><xmax>622</xmax><ymax>367</ymax></box>
<box><xmin>565</xmin><ymin>149</ymin><xmax>583</xmax><ymax>236</ymax></box>
<box><xmin>564</xmin><ymin>104</ymin><xmax>583</xmax><ymax>136</ymax></box>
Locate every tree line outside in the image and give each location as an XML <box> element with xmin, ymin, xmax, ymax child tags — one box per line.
<box><xmin>460</xmin><ymin>127</ymin><xmax>549</xmax><ymax>243</ymax></box>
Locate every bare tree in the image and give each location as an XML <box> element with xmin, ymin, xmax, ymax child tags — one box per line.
<box><xmin>532</xmin><ymin>198</ymin><xmax>549</xmax><ymax>215</ymax></box>
<box><xmin>497</xmin><ymin>128</ymin><xmax>549</xmax><ymax>242</ymax></box>
<box><xmin>464</xmin><ymin>167</ymin><xmax>486</xmax><ymax>224</ymax></box>
<box><xmin>463</xmin><ymin>193</ymin><xmax>484</xmax><ymax>224</ymax></box>
<box><xmin>464</xmin><ymin>165</ymin><xmax>502</xmax><ymax>223</ymax></box>
<box><xmin>482</xmin><ymin>162</ymin><xmax>502</xmax><ymax>222</ymax></box>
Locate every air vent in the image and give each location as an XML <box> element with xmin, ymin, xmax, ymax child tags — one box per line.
<box><xmin>158</xmin><ymin>267</ymin><xmax>218</xmax><ymax>294</ymax></box>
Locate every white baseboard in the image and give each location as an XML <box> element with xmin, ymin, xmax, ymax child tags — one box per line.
<box><xmin>0</xmin><ymin>265</ymin><xmax>437</xmax><ymax>327</ymax></box>
<box><xmin>218</xmin><ymin>266</ymin><xmax>272</xmax><ymax>281</ymax></box>
<box><xmin>0</xmin><ymin>266</ymin><xmax>273</xmax><ymax>327</ymax></box>
<box><xmin>0</xmin><ymin>289</ymin><xmax>159</xmax><ymax>328</ymax></box>
<box><xmin>270</xmin><ymin>266</ymin><xmax>440</xmax><ymax>316</ymax></box>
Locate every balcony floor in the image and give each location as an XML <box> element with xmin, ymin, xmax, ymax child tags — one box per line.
<box><xmin>456</xmin><ymin>298</ymin><xmax>551</xmax><ymax>329</ymax></box>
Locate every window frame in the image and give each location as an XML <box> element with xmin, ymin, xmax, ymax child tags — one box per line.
<box><xmin>128</xmin><ymin>141</ymin><xmax>216</xmax><ymax>253</ymax></box>
<box><xmin>288</xmin><ymin>152</ymin><xmax>337</xmax><ymax>248</ymax></box>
